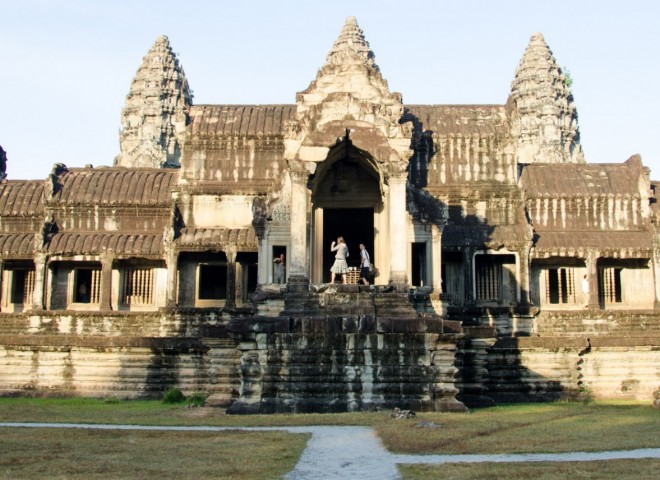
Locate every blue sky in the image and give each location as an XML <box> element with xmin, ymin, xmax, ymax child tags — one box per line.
<box><xmin>1</xmin><ymin>0</ymin><xmax>659</xmax><ymax>180</ymax></box>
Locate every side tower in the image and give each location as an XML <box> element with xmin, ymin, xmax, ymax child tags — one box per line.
<box><xmin>508</xmin><ymin>33</ymin><xmax>584</xmax><ymax>164</ymax></box>
<box><xmin>115</xmin><ymin>36</ymin><xmax>192</xmax><ymax>168</ymax></box>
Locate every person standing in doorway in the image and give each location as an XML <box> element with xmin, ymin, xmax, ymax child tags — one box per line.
<box><xmin>273</xmin><ymin>253</ymin><xmax>285</xmax><ymax>284</ymax></box>
<box><xmin>330</xmin><ymin>236</ymin><xmax>349</xmax><ymax>284</ymax></box>
<box><xmin>359</xmin><ymin>243</ymin><xmax>371</xmax><ymax>286</ymax></box>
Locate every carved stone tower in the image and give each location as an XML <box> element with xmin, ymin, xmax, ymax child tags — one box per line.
<box><xmin>509</xmin><ymin>33</ymin><xmax>584</xmax><ymax>164</ymax></box>
<box><xmin>115</xmin><ymin>36</ymin><xmax>192</xmax><ymax>169</ymax></box>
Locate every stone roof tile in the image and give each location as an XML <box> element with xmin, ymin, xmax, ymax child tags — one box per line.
<box><xmin>520</xmin><ymin>163</ymin><xmax>641</xmax><ymax>197</ymax></box>
<box><xmin>47</xmin><ymin>233</ymin><xmax>164</xmax><ymax>256</ymax></box>
<box><xmin>189</xmin><ymin>105</ymin><xmax>296</xmax><ymax>137</ymax></box>
<box><xmin>50</xmin><ymin>169</ymin><xmax>176</xmax><ymax>205</ymax></box>
<box><xmin>0</xmin><ymin>180</ymin><xmax>45</xmax><ymax>215</ymax></box>
<box><xmin>0</xmin><ymin>233</ymin><xmax>36</xmax><ymax>256</ymax></box>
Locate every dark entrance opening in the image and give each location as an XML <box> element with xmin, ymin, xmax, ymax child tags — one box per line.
<box><xmin>323</xmin><ymin>208</ymin><xmax>373</xmax><ymax>282</ymax></box>
<box><xmin>411</xmin><ymin>242</ymin><xmax>426</xmax><ymax>287</ymax></box>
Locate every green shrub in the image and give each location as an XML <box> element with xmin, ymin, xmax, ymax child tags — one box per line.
<box><xmin>161</xmin><ymin>387</ymin><xmax>186</xmax><ymax>404</ymax></box>
<box><xmin>186</xmin><ymin>392</ymin><xmax>207</xmax><ymax>407</ymax></box>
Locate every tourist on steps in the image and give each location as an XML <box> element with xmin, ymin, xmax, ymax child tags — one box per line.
<box><xmin>330</xmin><ymin>236</ymin><xmax>349</xmax><ymax>284</ymax></box>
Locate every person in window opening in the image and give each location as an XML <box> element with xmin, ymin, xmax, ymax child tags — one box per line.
<box><xmin>273</xmin><ymin>253</ymin><xmax>285</xmax><ymax>284</ymax></box>
<box><xmin>78</xmin><ymin>282</ymin><xmax>89</xmax><ymax>303</ymax></box>
<box><xmin>359</xmin><ymin>243</ymin><xmax>371</xmax><ymax>286</ymax></box>
<box><xmin>330</xmin><ymin>236</ymin><xmax>349</xmax><ymax>284</ymax></box>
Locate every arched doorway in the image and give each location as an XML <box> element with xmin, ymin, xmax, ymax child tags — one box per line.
<box><xmin>310</xmin><ymin>141</ymin><xmax>383</xmax><ymax>283</ymax></box>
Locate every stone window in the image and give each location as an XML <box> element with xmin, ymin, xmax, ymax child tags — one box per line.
<box><xmin>10</xmin><ymin>268</ymin><xmax>34</xmax><ymax>305</ymax></box>
<box><xmin>475</xmin><ymin>253</ymin><xmax>516</xmax><ymax>304</ymax></box>
<box><xmin>73</xmin><ymin>268</ymin><xmax>101</xmax><ymax>304</ymax></box>
<box><xmin>599</xmin><ymin>267</ymin><xmax>622</xmax><ymax>304</ymax></box>
<box><xmin>121</xmin><ymin>267</ymin><xmax>154</xmax><ymax>305</ymax></box>
<box><xmin>198</xmin><ymin>264</ymin><xmax>226</xmax><ymax>300</ymax></box>
<box><xmin>475</xmin><ymin>255</ymin><xmax>502</xmax><ymax>301</ymax></box>
<box><xmin>544</xmin><ymin>268</ymin><xmax>576</xmax><ymax>304</ymax></box>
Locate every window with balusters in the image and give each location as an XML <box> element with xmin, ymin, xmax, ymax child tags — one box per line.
<box><xmin>544</xmin><ymin>268</ymin><xmax>576</xmax><ymax>304</ymax></box>
<box><xmin>121</xmin><ymin>267</ymin><xmax>154</xmax><ymax>306</ymax></box>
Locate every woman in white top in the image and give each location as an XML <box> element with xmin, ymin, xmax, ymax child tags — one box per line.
<box><xmin>330</xmin><ymin>236</ymin><xmax>349</xmax><ymax>284</ymax></box>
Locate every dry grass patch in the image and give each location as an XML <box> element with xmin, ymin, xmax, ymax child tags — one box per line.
<box><xmin>377</xmin><ymin>402</ymin><xmax>660</xmax><ymax>454</ymax></box>
<box><xmin>398</xmin><ymin>459</ymin><xmax>660</xmax><ymax>480</ymax></box>
<box><xmin>0</xmin><ymin>426</ymin><xmax>308</xmax><ymax>480</ymax></box>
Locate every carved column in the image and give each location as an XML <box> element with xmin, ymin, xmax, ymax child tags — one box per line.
<box><xmin>585</xmin><ymin>251</ymin><xmax>599</xmax><ymax>309</ymax></box>
<box><xmin>431</xmin><ymin>224</ymin><xmax>442</xmax><ymax>292</ymax></box>
<box><xmin>0</xmin><ymin>259</ymin><xmax>3</xmax><ymax>312</ymax></box>
<box><xmin>519</xmin><ymin>247</ymin><xmax>532</xmax><ymax>305</ymax></box>
<box><xmin>287</xmin><ymin>162</ymin><xmax>309</xmax><ymax>292</ymax></box>
<box><xmin>463</xmin><ymin>245</ymin><xmax>475</xmax><ymax>305</ymax></box>
<box><xmin>257</xmin><ymin>233</ymin><xmax>268</xmax><ymax>285</ymax></box>
<box><xmin>31</xmin><ymin>253</ymin><xmax>47</xmax><ymax>311</ymax></box>
<box><xmin>99</xmin><ymin>253</ymin><xmax>114</xmax><ymax>311</ymax></box>
<box><xmin>165</xmin><ymin>248</ymin><xmax>178</xmax><ymax>308</ymax></box>
<box><xmin>225</xmin><ymin>247</ymin><xmax>237</xmax><ymax>309</ymax></box>
<box><xmin>388</xmin><ymin>171</ymin><xmax>408</xmax><ymax>286</ymax></box>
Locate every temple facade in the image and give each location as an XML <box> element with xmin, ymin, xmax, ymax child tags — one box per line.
<box><xmin>0</xmin><ymin>18</ymin><xmax>658</xmax><ymax>411</ymax></box>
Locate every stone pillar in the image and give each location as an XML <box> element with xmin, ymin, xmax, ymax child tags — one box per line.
<box><xmin>99</xmin><ymin>253</ymin><xmax>114</xmax><ymax>311</ymax></box>
<box><xmin>519</xmin><ymin>247</ymin><xmax>532</xmax><ymax>305</ymax></box>
<box><xmin>31</xmin><ymin>253</ymin><xmax>47</xmax><ymax>311</ymax></box>
<box><xmin>165</xmin><ymin>248</ymin><xmax>178</xmax><ymax>307</ymax></box>
<box><xmin>463</xmin><ymin>246</ymin><xmax>475</xmax><ymax>305</ymax></box>
<box><xmin>257</xmin><ymin>233</ymin><xmax>268</xmax><ymax>285</ymax></box>
<box><xmin>431</xmin><ymin>224</ymin><xmax>442</xmax><ymax>292</ymax></box>
<box><xmin>287</xmin><ymin>162</ymin><xmax>309</xmax><ymax>292</ymax></box>
<box><xmin>388</xmin><ymin>172</ymin><xmax>408</xmax><ymax>286</ymax></box>
<box><xmin>585</xmin><ymin>251</ymin><xmax>599</xmax><ymax>309</ymax></box>
<box><xmin>225</xmin><ymin>247</ymin><xmax>237</xmax><ymax>309</ymax></box>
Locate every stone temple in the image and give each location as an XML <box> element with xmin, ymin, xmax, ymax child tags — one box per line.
<box><xmin>0</xmin><ymin>18</ymin><xmax>658</xmax><ymax>412</ymax></box>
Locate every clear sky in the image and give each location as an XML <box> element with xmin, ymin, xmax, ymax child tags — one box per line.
<box><xmin>1</xmin><ymin>0</ymin><xmax>659</xmax><ymax>180</ymax></box>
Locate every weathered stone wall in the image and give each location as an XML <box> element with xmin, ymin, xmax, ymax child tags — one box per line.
<box><xmin>0</xmin><ymin>307</ymin><xmax>658</xmax><ymax>408</ymax></box>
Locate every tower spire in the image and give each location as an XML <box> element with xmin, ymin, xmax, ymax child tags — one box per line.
<box><xmin>509</xmin><ymin>33</ymin><xmax>584</xmax><ymax>164</ymax></box>
<box><xmin>116</xmin><ymin>35</ymin><xmax>192</xmax><ymax>169</ymax></box>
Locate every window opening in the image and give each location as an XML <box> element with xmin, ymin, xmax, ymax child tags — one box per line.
<box><xmin>475</xmin><ymin>256</ymin><xmax>501</xmax><ymax>301</ymax></box>
<box><xmin>11</xmin><ymin>269</ymin><xmax>34</xmax><ymax>304</ymax></box>
<box><xmin>545</xmin><ymin>268</ymin><xmax>576</xmax><ymax>304</ymax></box>
<box><xmin>75</xmin><ymin>268</ymin><xmax>101</xmax><ymax>303</ymax></box>
<box><xmin>599</xmin><ymin>267</ymin><xmax>622</xmax><ymax>304</ymax></box>
<box><xmin>121</xmin><ymin>268</ymin><xmax>154</xmax><ymax>305</ymax></box>
<box><xmin>198</xmin><ymin>264</ymin><xmax>226</xmax><ymax>300</ymax></box>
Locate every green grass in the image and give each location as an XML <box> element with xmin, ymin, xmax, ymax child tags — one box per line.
<box><xmin>0</xmin><ymin>427</ymin><xmax>308</xmax><ymax>480</ymax></box>
<box><xmin>399</xmin><ymin>459</ymin><xmax>660</xmax><ymax>480</ymax></box>
<box><xmin>376</xmin><ymin>401</ymin><xmax>660</xmax><ymax>454</ymax></box>
<box><xmin>0</xmin><ymin>397</ymin><xmax>382</xmax><ymax>427</ymax></box>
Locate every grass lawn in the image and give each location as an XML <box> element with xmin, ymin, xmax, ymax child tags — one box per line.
<box><xmin>398</xmin><ymin>459</ymin><xmax>660</xmax><ymax>480</ymax></box>
<box><xmin>1</xmin><ymin>398</ymin><xmax>658</xmax><ymax>479</ymax></box>
<box><xmin>0</xmin><ymin>427</ymin><xmax>308</xmax><ymax>480</ymax></box>
<box><xmin>376</xmin><ymin>401</ymin><xmax>660</xmax><ymax>454</ymax></box>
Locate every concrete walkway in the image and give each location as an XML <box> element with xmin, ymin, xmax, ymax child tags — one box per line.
<box><xmin>2</xmin><ymin>423</ymin><xmax>659</xmax><ymax>480</ymax></box>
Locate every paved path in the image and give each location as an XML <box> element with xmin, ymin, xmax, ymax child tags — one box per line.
<box><xmin>2</xmin><ymin>423</ymin><xmax>659</xmax><ymax>479</ymax></box>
